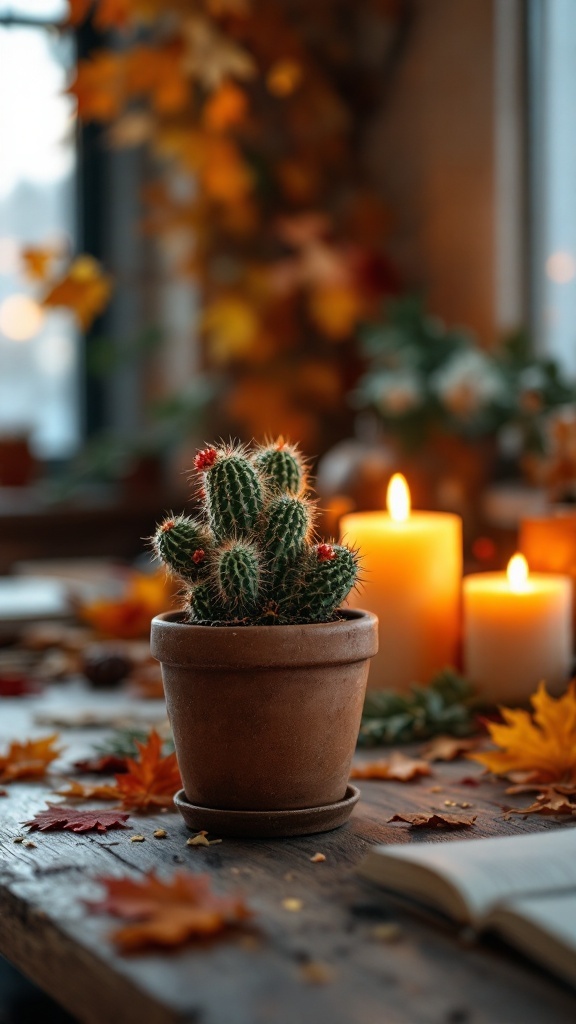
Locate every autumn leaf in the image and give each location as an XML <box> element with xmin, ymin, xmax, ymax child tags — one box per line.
<box><xmin>388</xmin><ymin>812</ymin><xmax>477</xmax><ymax>829</ymax></box>
<box><xmin>54</xmin><ymin>780</ymin><xmax>122</xmax><ymax>801</ymax></box>
<box><xmin>507</xmin><ymin>792</ymin><xmax>576</xmax><ymax>817</ymax></box>
<box><xmin>203</xmin><ymin>80</ymin><xmax>248</xmax><ymax>132</ymax></box>
<box><xmin>470</xmin><ymin>681</ymin><xmax>576</xmax><ymax>784</ymax></box>
<box><xmin>0</xmin><ymin>735</ymin><xmax>62</xmax><ymax>783</ymax></box>
<box><xmin>21</xmin><ymin>246</ymin><xmax>61</xmax><ymax>283</ymax></box>
<box><xmin>308</xmin><ymin>284</ymin><xmax>364</xmax><ymax>341</ymax></box>
<box><xmin>74</xmin><ymin>754</ymin><xmax>129</xmax><ymax>775</ymax></box>
<box><xmin>114</xmin><ymin>731</ymin><xmax>182</xmax><ymax>811</ymax></box>
<box><xmin>351</xmin><ymin>753</ymin><xmax>431</xmax><ymax>782</ymax></box>
<box><xmin>92</xmin><ymin>871</ymin><xmax>251</xmax><ymax>951</ymax></box>
<box><xmin>201</xmin><ymin>295</ymin><xmax>260</xmax><ymax>363</ymax></box>
<box><xmin>420</xmin><ymin>735</ymin><xmax>482</xmax><ymax>762</ymax></box>
<box><xmin>42</xmin><ymin>256</ymin><xmax>112</xmax><ymax>331</ymax></box>
<box><xmin>24</xmin><ymin>806</ymin><xmax>130</xmax><ymax>833</ymax></box>
<box><xmin>77</xmin><ymin>570</ymin><xmax>173</xmax><ymax>639</ymax></box>
<box><xmin>70</xmin><ymin>52</ymin><xmax>126</xmax><ymax>122</ymax></box>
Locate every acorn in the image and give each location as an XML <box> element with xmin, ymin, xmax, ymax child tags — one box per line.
<box><xmin>81</xmin><ymin>645</ymin><xmax>132</xmax><ymax>689</ymax></box>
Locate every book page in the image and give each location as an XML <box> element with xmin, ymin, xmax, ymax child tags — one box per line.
<box><xmin>360</xmin><ymin>829</ymin><xmax>576</xmax><ymax>923</ymax></box>
<box><xmin>487</xmin><ymin>893</ymin><xmax>576</xmax><ymax>986</ymax></box>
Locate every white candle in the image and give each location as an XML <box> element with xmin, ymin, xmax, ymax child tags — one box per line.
<box><xmin>341</xmin><ymin>475</ymin><xmax>462</xmax><ymax>691</ymax></box>
<box><xmin>463</xmin><ymin>554</ymin><xmax>573</xmax><ymax>704</ymax></box>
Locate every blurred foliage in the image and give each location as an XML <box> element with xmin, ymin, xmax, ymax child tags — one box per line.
<box><xmin>28</xmin><ymin>0</ymin><xmax>411</xmax><ymax>451</ymax></box>
<box><xmin>353</xmin><ymin>296</ymin><xmax>576</xmax><ymax>466</ymax></box>
<box><xmin>358</xmin><ymin>667</ymin><xmax>476</xmax><ymax>746</ymax></box>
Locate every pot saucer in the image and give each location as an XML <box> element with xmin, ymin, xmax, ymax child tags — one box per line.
<box><xmin>173</xmin><ymin>784</ymin><xmax>360</xmax><ymax>839</ymax></box>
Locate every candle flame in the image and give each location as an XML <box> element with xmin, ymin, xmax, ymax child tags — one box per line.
<box><xmin>387</xmin><ymin>473</ymin><xmax>410</xmax><ymax>523</ymax></box>
<box><xmin>507</xmin><ymin>553</ymin><xmax>529</xmax><ymax>593</ymax></box>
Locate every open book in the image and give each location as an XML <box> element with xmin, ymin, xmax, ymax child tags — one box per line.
<box><xmin>359</xmin><ymin>829</ymin><xmax>576</xmax><ymax>986</ymax></box>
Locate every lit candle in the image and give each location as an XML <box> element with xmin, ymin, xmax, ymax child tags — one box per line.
<box><xmin>463</xmin><ymin>553</ymin><xmax>572</xmax><ymax>704</ymax></box>
<box><xmin>341</xmin><ymin>474</ymin><xmax>462</xmax><ymax>691</ymax></box>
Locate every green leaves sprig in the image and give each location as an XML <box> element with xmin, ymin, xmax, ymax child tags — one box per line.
<box><xmin>358</xmin><ymin>669</ymin><xmax>476</xmax><ymax>746</ymax></box>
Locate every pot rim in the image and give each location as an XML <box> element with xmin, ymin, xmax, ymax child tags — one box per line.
<box><xmin>150</xmin><ymin>607</ymin><xmax>378</xmax><ymax>669</ymax></box>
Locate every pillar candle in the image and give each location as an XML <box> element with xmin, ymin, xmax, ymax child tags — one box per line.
<box><xmin>463</xmin><ymin>554</ymin><xmax>572</xmax><ymax>704</ymax></box>
<box><xmin>341</xmin><ymin>474</ymin><xmax>462</xmax><ymax>691</ymax></box>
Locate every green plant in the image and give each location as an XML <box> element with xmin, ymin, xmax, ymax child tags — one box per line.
<box><xmin>153</xmin><ymin>440</ymin><xmax>360</xmax><ymax>625</ymax></box>
<box><xmin>358</xmin><ymin>669</ymin><xmax>476</xmax><ymax>746</ymax></box>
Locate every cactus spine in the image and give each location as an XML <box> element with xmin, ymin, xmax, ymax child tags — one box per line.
<box><xmin>153</xmin><ymin>439</ymin><xmax>359</xmax><ymax>625</ymax></box>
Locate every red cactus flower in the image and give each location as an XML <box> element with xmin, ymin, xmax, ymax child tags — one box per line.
<box><xmin>194</xmin><ymin>447</ymin><xmax>218</xmax><ymax>471</ymax></box>
<box><xmin>317</xmin><ymin>543</ymin><xmax>336</xmax><ymax>562</ymax></box>
<box><xmin>160</xmin><ymin>519</ymin><xmax>175</xmax><ymax>532</ymax></box>
<box><xmin>192</xmin><ymin>549</ymin><xmax>205</xmax><ymax>565</ymax></box>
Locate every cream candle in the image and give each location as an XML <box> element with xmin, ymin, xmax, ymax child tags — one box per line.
<box><xmin>463</xmin><ymin>554</ymin><xmax>572</xmax><ymax>705</ymax></box>
<box><xmin>341</xmin><ymin>475</ymin><xmax>462</xmax><ymax>691</ymax></box>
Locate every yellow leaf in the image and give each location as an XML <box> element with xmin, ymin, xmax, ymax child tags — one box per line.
<box><xmin>471</xmin><ymin>681</ymin><xmax>576</xmax><ymax>784</ymax></box>
<box><xmin>201</xmin><ymin>296</ymin><xmax>259</xmax><ymax>363</ymax></box>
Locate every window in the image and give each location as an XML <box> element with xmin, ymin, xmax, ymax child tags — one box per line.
<box><xmin>0</xmin><ymin>0</ymin><xmax>78</xmax><ymax>459</ymax></box>
<box><xmin>530</xmin><ymin>0</ymin><xmax>576</xmax><ymax>375</ymax></box>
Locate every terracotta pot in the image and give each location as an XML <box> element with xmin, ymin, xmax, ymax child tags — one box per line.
<box><xmin>150</xmin><ymin>609</ymin><xmax>378</xmax><ymax>820</ymax></box>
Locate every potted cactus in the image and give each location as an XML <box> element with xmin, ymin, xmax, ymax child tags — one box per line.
<box><xmin>150</xmin><ymin>440</ymin><xmax>378</xmax><ymax>837</ymax></box>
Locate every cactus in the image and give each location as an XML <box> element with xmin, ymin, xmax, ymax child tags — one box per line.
<box><xmin>260</xmin><ymin>494</ymin><xmax>313</xmax><ymax>588</ymax></box>
<box><xmin>198</xmin><ymin>446</ymin><xmax>263</xmax><ymax>541</ymax></box>
<box><xmin>152</xmin><ymin>514</ymin><xmax>212</xmax><ymax>582</ymax></box>
<box><xmin>153</xmin><ymin>439</ymin><xmax>360</xmax><ymax>625</ymax></box>
<box><xmin>216</xmin><ymin>541</ymin><xmax>260</xmax><ymax>617</ymax></box>
<box><xmin>253</xmin><ymin>440</ymin><xmax>305</xmax><ymax>496</ymax></box>
<box><xmin>279</xmin><ymin>543</ymin><xmax>360</xmax><ymax>623</ymax></box>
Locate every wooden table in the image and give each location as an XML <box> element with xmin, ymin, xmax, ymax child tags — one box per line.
<box><xmin>1</xmin><ymin>687</ymin><xmax>575</xmax><ymax>1024</ymax></box>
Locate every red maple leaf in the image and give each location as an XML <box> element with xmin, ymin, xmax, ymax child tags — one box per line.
<box><xmin>23</xmin><ymin>806</ymin><xmax>130</xmax><ymax>833</ymax></box>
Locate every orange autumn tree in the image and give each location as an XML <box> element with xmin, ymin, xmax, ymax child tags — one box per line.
<box><xmin>41</xmin><ymin>0</ymin><xmax>404</xmax><ymax>448</ymax></box>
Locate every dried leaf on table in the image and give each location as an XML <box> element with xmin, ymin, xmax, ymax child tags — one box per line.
<box><xmin>91</xmin><ymin>871</ymin><xmax>251</xmax><ymax>951</ymax></box>
<box><xmin>351</xmin><ymin>752</ymin><xmax>431</xmax><ymax>782</ymax></box>
<box><xmin>54</xmin><ymin>780</ymin><xmax>122</xmax><ymax>801</ymax></box>
<box><xmin>388</xmin><ymin>812</ymin><xmax>477</xmax><ymax>829</ymax></box>
<box><xmin>419</xmin><ymin>735</ymin><xmax>482</xmax><ymax>762</ymax></box>
<box><xmin>114</xmin><ymin>730</ymin><xmax>182</xmax><ymax>811</ymax></box>
<box><xmin>0</xmin><ymin>735</ymin><xmax>62</xmax><ymax>783</ymax></box>
<box><xmin>73</xmin><ymin>754</ymin><xmax>129</xmax><ymax>775</ymax></box>
<box><xmin>504</xmin><ymin>782</ymin><xmax>576</xmax><ymax>817</ymax></box>
<box><xmin>24</xmin><ymin>806</ymin><xmax>130</xmax><ymax>833</ymax></box>
<box><xmin>470</xmin><ymin>681</ymin><xmax>576</xmax><ymax>785</ymax></box>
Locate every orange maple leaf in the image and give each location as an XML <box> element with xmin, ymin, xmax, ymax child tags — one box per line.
<box><xmin>93</xmin><ymin>871</ymin><xmax>251</xmax><ymax>951</ymax></box>
<box><xmin>470</xmin><ymin>681</ymin><xmax>576</xmax><ymax>784</ymax></box>
<box><xmin>0</xmin><ymin>735</ymin><xmax>62</xmax><ymax>783</ymax></box>
<box><xmin>114</xmin><ymin>731</ymin><xmax>182</xmax><ymax>811</ymax></box>
<box><xmin>42</xmin><ymin>256</ymin><xmax>112</xmax><ymax>331</ymax></box>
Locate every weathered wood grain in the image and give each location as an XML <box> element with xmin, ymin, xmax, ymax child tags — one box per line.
<box><xmin>1</xmin><ymin>694</ymin><xmax>576</xmax><ymax>1024</ymax></box>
